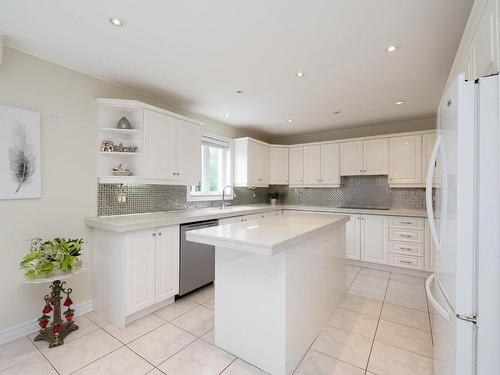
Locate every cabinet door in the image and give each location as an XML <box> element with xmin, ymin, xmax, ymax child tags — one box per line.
<box><xmin>389</xmin><ymin>135</ymin><xmax>422</xmax><ymax>185</ymax></box>
<box><xmin>363</xmin><ymin>139</ymin><xmax>388</xmax><ymax>175</ymax></box>
<box><xmin>176</xmin><ymin>122</ymin><xmax>201</xmax><ymax>184</ymax></box>
<box><xmin>345</xmin><ymin>215</ymin><xmax>361</xmax><ymax>260</ymax></box>
<box><xmin>320</xmin><ymin>143</ymin><xmax>340</xmax><ymax>185</ymax></box>
<box><xmin>259</xmin><ymin>143</ymin><xmax>270</xmax><ymax>185</ymax></box>
<box><xmin>422</xmin><ymin>133</ymin><xmax>440</xmax><ymax>185</ymax></box>
<box><xmin>360</xmin><ymin>215</ymin><xmax>388</xmax><ymax>264</ymax></box>
<box><xmin>303</xmin><ymin>145</ymin><xmax>321</xmax><ymax>184</ymax></box>
<box><xmin>155</xmin><ymin>225</ymin><xmax>180</xmax><ymax>303</ymax></box>
<box><xmin>246</xmin><ymin>140</ymin><xmax>261</xmax><ymax>185</ymax></box>
<box><xmin>471</xmin><ymin>0</ymin><xmax>498</xmax><ymax>79</ymax></box>
<box><xmin>340</xmin><ymin>141</ymin><xmax>363</xmax><ymax>176</ymax></box>
<box><xmin>269</xmin><ymin>147</ymin><xmax>289</xmax><ymax>184</ymax></box>
<box><xmin>143</xmin><ymin>109</ymin><xmax>176</xmax><ymax>179</ymax></box>
<box><xmin>289</xmin><ymin>147</ymin><xmax>304</xmax><ymax>185</ymax></box>
<box><xmin>125</xmin><ymin>229</ymin><xmax>156</xmax><ymax>315</ymax></box>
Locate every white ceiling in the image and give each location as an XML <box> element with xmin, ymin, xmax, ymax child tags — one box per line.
<box><xmin>0</xmin><ymin>0</ymin><xmax>473</xmax><ymax>137</ymax></box>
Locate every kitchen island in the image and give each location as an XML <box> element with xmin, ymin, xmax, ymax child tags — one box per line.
<box><xmin>186</xmin><ymin>212</ymin><xmax>349</xmax><ymax>375</ymax></box>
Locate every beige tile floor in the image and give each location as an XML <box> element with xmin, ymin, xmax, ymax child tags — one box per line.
<box><xmin>0</xmin><ymin>267</ymin><xmax>434</xmax><ymax>375</ymax></box>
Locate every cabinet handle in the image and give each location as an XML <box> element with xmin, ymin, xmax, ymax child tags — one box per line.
<box><xmin>152</xmin><ymin>233</ymin><xmax>156</xmax><ymax>237</ymax></box>
<box><xmin>172</xmin><ymin>172</ymin><xmax>176</xmax><ymax>176</ymax></box>
<box><xmin>400</xmin><ymin>247</ymin><xmax>413</xmax><ymax>251</ymax></box>
<box><xmin>400</xmin><ymin>260</ymin><xmax>413</xmax><ymax>264</ymax></box>
<box><xmin>401</xmin><ymin>234</ymin><xmax>413</xmax><ymax>238</ymax></box>
<box><xmin>158</xmin><ymin>232</ymin><xmax>162</xmax><ymax>236</ymax></box>
<box><xmin>400</xmin><ymin>221</ymin><xmax>413</xmax><ymax>225</ymax></box>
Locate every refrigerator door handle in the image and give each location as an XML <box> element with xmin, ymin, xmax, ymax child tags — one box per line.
<box><xmin>426</xmin><ymin>134</ymin><xmax>443</xmax><ymax>249</ymax></box>
<box><xmin>425</xmin><ymin>273</ymin><xmax>450</xmax><ymax>320</ymax></box>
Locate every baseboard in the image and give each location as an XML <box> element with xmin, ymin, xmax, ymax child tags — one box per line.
<box><xmin>346</xmin><ymin>260</ymin><xmax>431</xmax><ymax>277</ymax></box>
<box><xmin>0</xmin><ymin>299</ymin><xmax>94</xmax><ymax>346</ymax></box>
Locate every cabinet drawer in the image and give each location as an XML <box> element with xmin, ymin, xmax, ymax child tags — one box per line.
<box><xmin>389</xmin><ymin>228</ymin><xmax>424</xmax><ymax>243</ymax></box>
<box><xmin>389</xmin><ymin>254</ymin><xmax>424</xmax><ymax>270</ymax></box>
<box><xmin>389</xmin><ymin>216</ymin><xmax>424</xmax><ymax>229</ymax></box>
<box><xmin>389</xmin><ymin>241</ymin><xmax>424</xmax><ymax>256</ymax></box>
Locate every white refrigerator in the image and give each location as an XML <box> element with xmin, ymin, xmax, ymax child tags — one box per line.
<box><xmin>425</xmin><ymin>73</ymin><xmax>500</xmax><ymax>375</ymax></box>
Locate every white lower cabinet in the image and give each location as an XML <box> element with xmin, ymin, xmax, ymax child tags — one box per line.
<box><xmin>345</xmin><ymin>214</ymin><xmax>361</xmax><ymax>260</ymax></box>
<box><xmin>93</xmin><ymin>225</ymin><xmax>180</xmax><ymax>328</ymax></box>
<box><xmin>344</xmin><ymin>214</ymin><xmax>388</xmax><ymax>264</ymax></box>
<box><xmin>125</xmin><ymin>229</ymin><xmax>156</xmax><ymax>315</ymax></box>
<box><xmin>360</xmin><ymin>215</ymin><xmax>389</xmax><ymax>264</ymax></box>
<box><xmin>125</xmin><ymin>225</ymin><xmax>180</xmax><ymax>315</ymax></box>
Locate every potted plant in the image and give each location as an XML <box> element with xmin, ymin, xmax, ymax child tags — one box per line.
<box><xmin>268</xmin><ymin>192</ymin><xmax>279</xmax><ymax>205</ymax></box>
<box><xmin>20</xmin><ymin>238</ymin><xmax>84</xmax><ymax>279</ymax></box>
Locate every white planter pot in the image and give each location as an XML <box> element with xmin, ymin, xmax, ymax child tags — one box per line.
<box><xmin>270</xmin><ymin>199</ymin><xmax>277</xmax><ymax>205</ymax></box>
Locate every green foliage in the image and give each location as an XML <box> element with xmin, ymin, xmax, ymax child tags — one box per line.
<box><xmin>20</xmin><ymin>238</ymin><xmax>84</xmax><ymax>279</ymax></box>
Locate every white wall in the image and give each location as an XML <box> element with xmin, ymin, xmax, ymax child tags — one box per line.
<box><xmin>0</xmin><ymin>47</ymin><xmax>260</xmax><ymax>332</ymax></box>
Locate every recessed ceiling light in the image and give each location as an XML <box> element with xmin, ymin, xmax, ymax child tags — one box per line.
<box><xmin>224</xmin><ymin>113</ymin><xmax>230</xmax><ymax>118</ymax></box>
<box><xmin>288</xmin><ymin>119</ymin><xmax>293</xmax><ymax>123</ymax></box>
<box><xmin>296</xmin><ymin>72</ymin><xmax>304</xmax><ymax>78</ymax></box>
<box><xmin>387</xmin><ymin>45</ymin><xmax>398</xmax><ymax>52</ymax></box>
<box><xmin>395</xmin><ymin>100</ymin><xmax>405</xmax><ymax>105</ymax></box>
<box><xmin>109</xmin><ymin>17</ymin><xmax>125</xmax><ymax>27</ymax></box>
<box><xmin>333</xmin><ymin>111</ymin><xmax>342</xmax><ymax>115</ymax></box>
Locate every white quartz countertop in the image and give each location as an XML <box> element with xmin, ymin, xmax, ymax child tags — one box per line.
<box><xmin>186</xmin><ymin>213</ymin><xmax>350</xmax><ymax>256</ymax></box>
<box><xmin>85</xmin><ymin>204</ymin><xmax>427</xmax><ymax>232</ymax></box>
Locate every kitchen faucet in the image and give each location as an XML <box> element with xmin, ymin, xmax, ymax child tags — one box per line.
<box><xmin>221</xmin><ymin>185</ymin><xmax>234</xmax><ymax>210</ymax></box>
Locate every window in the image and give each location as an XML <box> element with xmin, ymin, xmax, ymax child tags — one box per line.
<box><xmin>187</xmin><ymin>133</ymin><xmax>232</xmax><ymax>201</ymax></box>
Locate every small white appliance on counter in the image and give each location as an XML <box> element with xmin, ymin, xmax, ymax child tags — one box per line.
<box><xmin>425</xmin><ymin>74</ymin><xmax>500</xmax><ymax>375</ymax></box>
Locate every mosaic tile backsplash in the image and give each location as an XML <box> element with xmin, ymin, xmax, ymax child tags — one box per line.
<box><xmin>98</xmin><ymin>176</ymin><xmax>426</xmax><ymax>216</ymax></box>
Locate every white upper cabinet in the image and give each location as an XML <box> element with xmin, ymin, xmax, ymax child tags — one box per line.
<box><xmin>97</xmin><ymin>99</ymin><xmax>202</xmax><ymax>185</ymax></box>
<box><xmin>363</xmin><ymin>139</ymin><xmax>388</xmax><ymax>175</ymax></box>
<box><xmin>340</xmin><ymin>141</ymin><xmax>363</xmax><ymax>175</ymax></box>
<box><xmin>144</xmin><ymin>109</ymin><xmax>201</xmax><ymax>185</ymax></box>
<box><xmin>269</xmin><ymin>147</ymin><xmax>289</xmax><ymax>185</ymax></box>
<box><xmin>143</xmin><ymin>109</ymin><xmax>176</xmax><ymax>180</ymax></box>
<box><xmin>303</xmin><ymin>145</ymin><xmax>321</xmax><ymax>184</ymax></box>
<box><xmin>289</xmin><ymin>147</ymin><xmax>304</xmax><ymax>185</ymax></box>
<box><xmin>341</xmin><ymin>139</ymin><xmax>387</xmax><ymax>176</ymax></box>
<box><xmin>291</xmin><ymin>143</ymin><xmax>340</xmax><ymax>187</ymax></box>
<box><xmin>389</xmin><ymin>135</ymin><xmax>422</xmax><ymax>185</ymax></box>
<box><xmin>234</xmin><ymin>138</ymin><xmax>270</xmax><ymax>187</ymax></box>
<box><xmin>320</xmin><ymin>143</ymin><xmax>340</xmax><ymax>185</ymax></box>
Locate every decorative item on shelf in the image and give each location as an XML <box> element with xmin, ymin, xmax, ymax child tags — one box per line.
<box><xmin>101</xmin><ymin>140</ymin><xmax>114</xmax><ymax>152</ymax></box>
<box><xmin>101</xmin><ymin>140</ymin><xmax>138</xmax><ymax>153</ymax></box>
<box><xmin>116</xmin><ymin>116</ymin><xmax>132</xmax><ymax>130</ymax></box>
<box><xmin>268</xmin><ymin>192</ymin><xmax>279</xmax><ymax>205</ymax></box>
<box><xmin>34</xmin><ymin>280</ymin><xmax>78</xmax><ymax>348</ymax></box>
<box><xmin>112</xmin><ymin>164</ymin><xmax>133</xmax><ymax>176</ymax></box>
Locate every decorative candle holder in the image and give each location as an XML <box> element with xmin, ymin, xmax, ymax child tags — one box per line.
<box><xmin>34</xmin><ymin>280</ymin><xmax>79</xmax><ymax>348</ymax></box>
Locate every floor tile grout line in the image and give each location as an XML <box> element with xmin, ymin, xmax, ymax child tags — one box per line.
<box><xmin>364</xmin><ymin>270</ymin><xmax>392</xmax><ymax>371</ymax></box>
<box><xmin>67</xmin><ymin>342</ymin><xmax>126</xmax><ymax>375</ymax></box>
<box><xmin>377</xmin><ymin>316</ymin><xmax>432</xmax><ymax>334</ymax></box>
<box><xmin>371</xmin><ymin>337</ymin><xmax>433</xmax><ymax>360</ymax></box>
<box><xmin>30</xmin><ymin>336</ymin><xmax>62</xmax><ymax>375</ymax></box>
<box><xmin>308</xmin><ymin>347</ymin><xmax>368</xmax><ymax>372</ymax></box>
<box><xmin>218</xmin><ymin>357</ymin><xmax>237</xmax><ymax>375</ymax></box>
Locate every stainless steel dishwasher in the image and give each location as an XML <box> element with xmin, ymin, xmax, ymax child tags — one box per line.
<box><xmin>179</xmin><ymin>220</ymin><xmax>219</xmax><ymax>296</ymax></box>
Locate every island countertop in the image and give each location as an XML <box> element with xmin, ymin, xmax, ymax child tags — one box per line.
<box><xmin>185</xmin><ymin>212</ymin><xmax>350</xmax><ymax>256</ymax></box>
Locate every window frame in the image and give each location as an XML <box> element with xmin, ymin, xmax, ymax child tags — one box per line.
<box><xmin>186</xmin><ymin>132</ymin><xmax>234</xmax><ymax>202</ymax></box>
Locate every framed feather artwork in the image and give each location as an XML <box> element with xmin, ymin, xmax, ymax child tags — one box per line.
<box><xmin>0</xmin><ymin>105</ymin><xmax>41</xmax><ymax>200</ymax></box>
